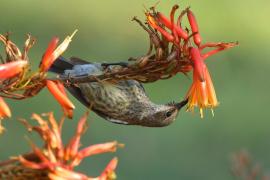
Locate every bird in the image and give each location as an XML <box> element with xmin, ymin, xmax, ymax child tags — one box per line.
<box><xmin>49</xmin><ymin>56</ymin><xmax>188</xmax><ymax>127</ymax></box>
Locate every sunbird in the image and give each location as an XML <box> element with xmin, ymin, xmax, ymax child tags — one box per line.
<box><xmin>49</xmin><ymin>57</ymin><xmax>187</xmax><ymax>127</ymax></box>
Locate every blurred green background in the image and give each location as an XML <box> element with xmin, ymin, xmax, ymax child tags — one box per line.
<box><xmin>0</xmin><ymin>0</ymin><xmax>270</xmax><ymax>179</ymax></box>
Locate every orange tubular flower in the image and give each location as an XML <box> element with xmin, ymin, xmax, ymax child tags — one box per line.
<box><xmin>39</xmin><ymin>37</ymin><xmax>59</xmax><ymax>72</ymax></box>
<box><xmin>146</xmin><ymin>13</ymin><xmax>174</xmax><ymax>42</ymax></box>
<box><xmin>0</xmin><ymin>97</ymin><xmax>11</xmax><ymax>119</ymax></box>
<box><xmin>0</xmin><ymin>60</ymin><xmax>28</xmax><ymax>79</ymax></box>
<box><xmin>186</xmin><ymin>47</ymin><xmax>218</xmax><ymax>117</ymax></box>
<box><xmin>40</xmin><ymin>30</ymin><xmax>77</xmax><ymax>72</ymax></box>
<box><xmin>0</xmin><ymin>97</ymin><xmax>11</xmax><ymax>133</ymax></box>
<box><xmin>99</xmin><ymin>157</ymin><xmax>118</xmax><ymax>180</ymax></box>
<box><xmin>18</xmin><ymin>112</ymin><xmax>122</xmax><ymax>180</ymax></box>
<box><xmin>55</xmin><ymin>81</ymin><xmax>74</xmax><ymax>118</ymax></box>
<box><xmin>144</xmin><ymin>5</ymin><xmax>237</xmax><ymax>117</ymax></box>
<box><xmin>187</xmin><ymin>9</ymin><xmax>201</xmax><ymax>47</ymax></box>
<box><xmin>64</xmin><ymin>113</ymin><xmax>87</xmax><ymax>161</ymax></box>
<box><xmin>157</xmin><ymin>12</ymin><xmax>188</xmax><ymax>40</ymax></box>
<box><xmin>71</xmin><ymin>141</ymin><xmax>120</xmax><ymax>167</ymax></box>
<box><xmin>46</xmin><ymin>80</ymin><xmax>75</xmax><ymax>117</ymax></box>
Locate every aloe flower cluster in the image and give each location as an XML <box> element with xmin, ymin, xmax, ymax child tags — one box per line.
<box><xmin>144</xmin><ymin>5</ymin><xmax>237</xmax><ymax>117</ymax></box>
<box><xmin>0</xmin><ymin>31</ymin><xmax>76</xmax><ymax>131</ymax></box>
<box><xmin>18</xmin><ymin>112</ymin><xmax>122</xmax><ymax>180</ymax></box>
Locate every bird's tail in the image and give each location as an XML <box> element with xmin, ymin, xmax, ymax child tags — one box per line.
<box><xmin>48</xmin><ymin>56</ymin><xmax>74</xmax><ymax>74</ymax></box>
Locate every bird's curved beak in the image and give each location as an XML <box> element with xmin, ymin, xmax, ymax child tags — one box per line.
<box><xmin>175</xmin><ymin>98</ymin><xmax>188</xmax><ymax>110</ymax></box>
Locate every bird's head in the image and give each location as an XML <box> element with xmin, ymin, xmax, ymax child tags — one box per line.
<box><xmin>139</xmin><ymin>99</ymin><xmax>188</xmax><ymax>127</ymax></box>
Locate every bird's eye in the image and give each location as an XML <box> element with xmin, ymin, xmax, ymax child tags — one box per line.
<box><xmin>165</xmin><ymin>110</ymin><xmax>173</xmax><ymax>118</ymax></box>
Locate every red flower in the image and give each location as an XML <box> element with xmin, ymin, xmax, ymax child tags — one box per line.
<box><xmin>40</xmin><ymin>30</ymin><xmax>77</xmax><ymax>72</ymax></box>
<box><xmin>46</xmin><ymin>80</ymin><xmax>75</xmax><ymax>118</ymax></box>
<box><xmin>0</xmin><ymin>60</ymin><xmax>28</xmax><ymax>79</ymax></box>
<box><xmin>156</xmin><ymin>11</ymin><xmax>188</xmax><ymax>40</ymax></box>
<box><xmin>19</xmin><ymin>112</ymin><xmax>122</xmax><ymax>179</ymax></box>
<box><xmin>146</xmin><ymin>13</ymin><xmax>174</xmax><ymax>42</ymax></box>
<box><xmin>39</xmin><ymin>37</ymin><xmax>59</xmax><ymax>72</ymax></box>
<box><xmin>187</xmin><ymin>9</ymin><xmax>201</xmax><ymax>46</ymax></box>
<box><xmin>186</xmin><ymin>47</ymin><xmax>218</xmax><ymax>117</ymax></box>
<box><xmin>0</xmin><ymin>97</ymin><xmax>11</xmax><ymax>133</ymax></box>
<box><xmin>145</xmin><ymin>5</ymin><xmax>237</xmax><ymax>117</ymax></box>
<box><xmin>0</xmin><ymin>97</ymin><xmax>11</xmax><ymax>119</ymax></box>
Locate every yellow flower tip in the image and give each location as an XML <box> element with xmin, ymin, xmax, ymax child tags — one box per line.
<box><xmin>100</xmin><ymin>157</ymin><xmax>118</xmax><ymax>180</ymax></box>
<box><xmin>108</xmin><ymin>171</ymin><xmax>117</xmax><ymax>180</ymax></box>
<box><xmin>185</xmin><ymin>60</ymin><xmax>220</xmax><ymax>118</ymax></box>
<box><xmin>117</xmin><ymin>143</ymin><xmax>125</xmax><ymax>148</ymax></box>
<box><xmin>0</xmin><ymin>122</ymin><xmax>5</xmax><ymax>134</ymax></box>
<box><xmin>199</xmin><ymin>108</ymin><xmax>204</xmax><ymax>118</ymax></box>
<box><xmin>69</xmin><ymin>29</ymin><xmax>78</xmax><ymax>39</ymax></box>
<box><xmin>186</xmin><ymin>87</ymin><xmax>219</xmax><ymax>118</ymax></box>
<box><xmin>0</xmin><ymin>97</ymin><xmax>12</xmax><ymax>119</ymax></box>
<box><xmin>146</xmin><ymin>13</ymin><xmax>157</xmax><ymax>27</ymax></box>
<box><xmin>211</xmin><ymin>108</ymin><xmax>215</xmax><ymax>117</ymax></box>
